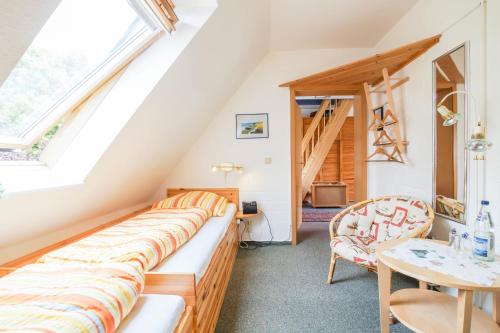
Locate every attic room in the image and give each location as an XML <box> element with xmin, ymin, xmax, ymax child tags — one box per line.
<box><xmin>0</xmin><ymin>0</ymin><xmax>499</xmax><ymax>332</ymax></box>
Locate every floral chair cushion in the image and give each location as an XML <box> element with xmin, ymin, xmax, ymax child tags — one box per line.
<box><xmin>336</xmin><ymin>204</ymin><xmax>376</xmax><ymax>238</ymax></box>
<box><xmin>331</xmin><ymin>196</ymin><xmax>430</xmax><ymax>267</ymax></box>
<box><xmin>330</xmin><ymin>236</ymin><xmax>377</xmax><ymax>268</ymax></box>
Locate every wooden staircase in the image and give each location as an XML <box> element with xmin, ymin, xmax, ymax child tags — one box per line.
<box><xmin>301</xmin><ymin>99</ymin><xmax>353</xmax><ymax>199</ymax></box>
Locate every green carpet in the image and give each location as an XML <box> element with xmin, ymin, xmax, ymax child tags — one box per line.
<box><xmin>216</xmin><ymin>222</ymin><xmax>414</xmax><ymax>333</ymax></box>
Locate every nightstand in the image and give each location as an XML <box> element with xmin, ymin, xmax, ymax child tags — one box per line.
<box><xmin>236</xmin><ymin>210</ymin><xmax>260</xmax><ymax>249</ymax></box>
<box><xmin>236</xmin><ymin>211</ymin><xmax>259</xmax><ymax>220</ymax></box>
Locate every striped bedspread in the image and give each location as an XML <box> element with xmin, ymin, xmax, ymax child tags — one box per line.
<box><xmin>0</xmin><ymin>262</ymin><xmax>144</xmax><ymax>333</ymax></box>
<box><xmin>38</xmin><ymin>208</ymin><xmax>209</xmax><ymax>271</ymax></box>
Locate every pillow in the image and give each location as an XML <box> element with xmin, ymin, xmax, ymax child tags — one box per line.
<box><xmin>337</xmin><ymin>213</ymin><xmax>359</xmax><ymax>237</ymax></box>
<box><xmin>353</xmin><ymin>204</ymin><xmax>376</xmax><ymax>237</ymax></box>
<box><xmin>369</xmin><ymin>199</ymin><xmax>395</xmax><ymax>241</ymax></box>
<box><xmin>152</xmin><ymin>191</ymin><xmax>228</xmax><ymax>217</ymax></box>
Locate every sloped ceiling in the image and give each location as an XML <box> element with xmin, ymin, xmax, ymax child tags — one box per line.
<box><xmin>0</xmin><ymin>0</ymin><xmax>61</xmax><ymax>85</ymax></box>
<box><xmin>270</xmin><ymin>0</ymin><xmax>417</xmax><ymax>50</ymax></box>
<box><xmin>0</xmin><ymin>0</ymin><xmax>270</xmax><ymax>262</ymax></box>
<box><xmin>0</xmin><ymin>0</ymin><xmax>419</xmax><ymax>261</ymax></box>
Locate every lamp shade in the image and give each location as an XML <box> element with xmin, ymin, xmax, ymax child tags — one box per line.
<box><xmin>466</xmin><ymin>122</ymin><xmax>493</xmax><ymax>152</ymax></box>
<box><xmin>436</xmin><ymin>90</ymin><xmax>492</xmax><ymax>152</ymax></box>
<box><xmin>436</xmin><ymin>104</ymin><xmax>460</xmax><ymax>126</ymax></box>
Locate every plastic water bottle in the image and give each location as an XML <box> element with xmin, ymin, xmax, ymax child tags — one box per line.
<box><xmin>473</xmin><ymin>200</ymin><xmax>495</xmax><ymax>261</ymax></box>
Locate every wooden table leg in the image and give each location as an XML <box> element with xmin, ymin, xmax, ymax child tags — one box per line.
<box><xmin>457</xmin><ymin>289</ymin><xmax>473</xmax><ymax>333</ymax></box>
<box><xmin>493</xmin><ymin>291</ymin><xmax>500</xmax><ymax>325</ymax></box>
<box><xmin>378</xmin><ymin>261</ymin><xmax>392</xmax><ymax>333</ymax></box>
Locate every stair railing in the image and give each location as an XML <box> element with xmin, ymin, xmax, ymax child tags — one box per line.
<box><xmin>301</xmin><ymin>99</ymin><xmax>336</xmax><ymax>168</ymax></box>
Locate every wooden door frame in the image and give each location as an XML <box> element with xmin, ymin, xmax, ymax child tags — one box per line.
<box><xmin>289</xmin><ymin>87</ymin><xmax>367</xmax><ymax>245</ymax></box>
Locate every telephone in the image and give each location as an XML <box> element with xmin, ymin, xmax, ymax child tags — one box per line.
<box><xmin>242</xmin><ymin>201</ymin><xmax>258</xmax><ymax>214</ymax></box>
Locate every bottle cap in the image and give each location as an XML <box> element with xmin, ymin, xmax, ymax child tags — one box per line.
<box><xmin>481</xmin><ymin>200</ymin><xmax>490</xmax><ymax>205</ymax></box>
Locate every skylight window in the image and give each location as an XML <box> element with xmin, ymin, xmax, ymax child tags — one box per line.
<box><xmin>0</xmin><ymin>0</ymin><xmax>159</xmax><ymax>152</ymax></box>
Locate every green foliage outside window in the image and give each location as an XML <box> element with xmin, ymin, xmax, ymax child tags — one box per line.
<box><xmin>0</xmin><ymin>47</ymin><xmax>86</xmax><ymax>138</ymax></box>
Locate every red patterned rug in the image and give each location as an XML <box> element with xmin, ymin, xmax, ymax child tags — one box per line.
<box><xmin>302</xmin><ymin>205</ymin><xmax>343</xmax><ymax>222</ymax></box>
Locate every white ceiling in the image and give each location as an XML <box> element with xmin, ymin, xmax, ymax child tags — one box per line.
<box><xmin>270</xmin><ymin>0</ymin><xmax>418</xmax><ymax>50</ymax></box>
<box><xmin>0</xmin><ymin>0</ymin><xmax>61</xmax><ymax>85</ymax></box>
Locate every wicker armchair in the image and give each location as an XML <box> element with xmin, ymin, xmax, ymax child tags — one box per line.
<box><xmin>327</xmin><ymin>196</ymin><xmax>434</xmax><ymax>284</ymax></box>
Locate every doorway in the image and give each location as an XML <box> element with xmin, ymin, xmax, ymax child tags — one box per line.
<box><xmin>290</xmin><ymin>90</ymin><xmax>367</xmax><ymax>245</ymax></box>
<box><xmin>298</xmin><ymin>97</ymin><xmax>355</xmax><ymax>224</ymax></box>
<box><xmin>281</xmin><ymin>36</ymin><xmax>441</xmax><ymax>245</ymax></box>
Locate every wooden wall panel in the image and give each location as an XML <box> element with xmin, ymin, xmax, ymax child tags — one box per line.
<box><xmin>303</xmin><ymin>116</ymin><xmax>355</xmax><ymax>201</ymax></box>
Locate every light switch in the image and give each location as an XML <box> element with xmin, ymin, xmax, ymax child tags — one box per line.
<box><xmin>264</xmin><ymin>157</ymin><xmax>272</xmax><ymax>164</ymax></box>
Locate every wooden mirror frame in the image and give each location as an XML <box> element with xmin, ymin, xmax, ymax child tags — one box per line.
<box><xmin>432</xmin><ymin>42</ymin><xmax>470</xmax><ymax>224</ymax></box>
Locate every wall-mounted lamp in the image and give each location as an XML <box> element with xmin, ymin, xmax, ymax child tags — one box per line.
<box><xmin>436</xmin><ymin>101</ymin><xmax>460</xmax><ymax>127</ymax></box>
<box><xmin>467</xmin><ymin>120</ymin><xmax>492</xmax><ymax>152</ymax></box>
<box><xmin>211</xmin><ymin>162</ymin><xmax>243</xmax><ymax>173</ymax></box>
<box><xmin>211</xmin><ymin>162</ymin><xmax>243</xmax><ymax>185</ymax></box>
<box><xmin>436</xmin><ymin>90</ymin><xmax>492</xmax><ymax>152</ymax></box>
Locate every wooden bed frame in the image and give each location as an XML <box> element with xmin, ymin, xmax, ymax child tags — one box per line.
<box><xmin>175</xmin><ymin>306</ymin><xmax>194</xmax><ymax>333</ymax></box>
<box><xmin>0</xmin><ymin>187</ymin><xmax>239</xmax><ymax>333</ymax></box>
<box><xmin>160</xmin><ymin>188</ymin><xmax>239</xmax><ymax>333</ymax></box>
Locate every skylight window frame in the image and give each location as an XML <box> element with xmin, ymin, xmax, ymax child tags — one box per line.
<box><xmin>0</xmin><ymin>4</ymin><xmax>165</xmax><ymax>150</ymax></box>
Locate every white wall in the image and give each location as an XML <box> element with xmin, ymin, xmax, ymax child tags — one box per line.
<box><xmin>0</xmin><ymin>0</ymin><xmax>270</xmax><ymax>263</ymax></box>
<box><xmin>367</xmin><ymin>0</ymin><xmax>500</xmax><ymax>311</ymax></box>
<box><xmin>159</xmin><ymin>0</ymin><xmax>500</xmax><ymax>310</ymax></box>
<box><xmin>368</xmin><ymin>0</ymin><xmax>496</xmax><ymax>240</ymax></box>
<box><xmin>485</xmin><ymin>0</ymin><xmax>500</xmax><ymax>250</ymax></box>
<box><xmin>159</xmin><ymin>48</ymin><xmax>371</xmax><ymax>241</ymax></box>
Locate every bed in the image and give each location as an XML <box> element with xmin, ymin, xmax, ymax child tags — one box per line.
<box><xmin>145</xmin><ymin>188</ymin><xmax>239</xmax><ymax>333</ymax></box>
<box><xmin>118</xmin><ymin>295</ymin><xmax>193</xmax><ymax>333</ymax></box>
<box><xmin>0</xmin><ymin>187</ymin><xmax>239</xmax><ymax>333</ymax></box>
<box><xmin>154</xmin><ymin>201</ymin><xmax>237</xmax><ymax>280</ymax></box>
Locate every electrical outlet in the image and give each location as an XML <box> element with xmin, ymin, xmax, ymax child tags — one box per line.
<box><xmin>264</xmin><ymin>157</ymin><xmax>272</xmax><ymax>164</ymax></box>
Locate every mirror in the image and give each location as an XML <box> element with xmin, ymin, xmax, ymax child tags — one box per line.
<box><xmin>433</xmin><ymin>43</ymin><xmax>468</xmax><ymax>223</ymax></box>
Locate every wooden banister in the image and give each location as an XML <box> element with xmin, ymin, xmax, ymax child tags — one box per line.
<box><xmin>301</xmin><ymin>100</ymin><xmax>352</xmax><ymax>199</ymax></box>
<box><xmin>301</xmin><ymin>99</ymin><xmax>330</xmax><ymax>156</ymax></box>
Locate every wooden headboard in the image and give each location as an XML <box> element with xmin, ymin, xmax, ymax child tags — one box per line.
<box><xmin>166</xmin><ymin>188</ymin><xmax>239</xmax><ymax>206</ymax></box>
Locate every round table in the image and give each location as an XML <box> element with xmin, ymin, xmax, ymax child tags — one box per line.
<box><xmin>376</xmin><ymin>238</ymin><xmax>500</xmax><ymax>333</ymax></box>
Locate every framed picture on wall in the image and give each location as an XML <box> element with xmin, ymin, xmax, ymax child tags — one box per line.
<box><xmin>235</xmin><ymin>113</ymin><xmax>269</xmax><ymax>139</ymax></box>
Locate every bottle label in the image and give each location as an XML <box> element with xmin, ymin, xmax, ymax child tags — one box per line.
<box><xmin>473</xmin><ymin>236</ymin><xmax>489</xmax><ymax>257</ymax></box>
